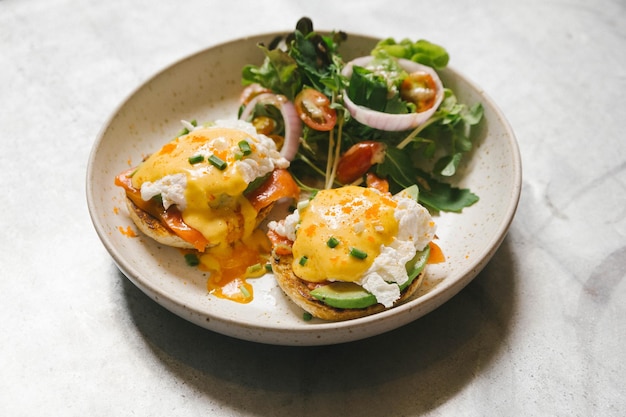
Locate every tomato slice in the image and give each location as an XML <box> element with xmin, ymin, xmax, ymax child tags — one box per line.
<box><xmin>335</xmin><ymin>141</ymin><xmax>386</xmax><ymax>184</ymax></box>
<box><xmin>294</xmin><ymin>88</ymin><xmax>337</xmax><ymax>131</ymax></box>
<box><xmin>399</xmin><ymin>71</ymin><xmax>438</xmax><ymax>113</ymax></box>
<box><xmin>365</xmin><ymin>172</ymin><xmax>389</xmax><ymax>194</ymax></box>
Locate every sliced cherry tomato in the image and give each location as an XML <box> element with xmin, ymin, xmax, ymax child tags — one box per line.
<box><xmin>335</xmin><ymin>141</ymin><xmax>386</xmax><ymax>184</ymax></box>
<box><xmin>294</xmin><ymin>88</ymin><xmax>337</xmax><ymax>131</ymax></box>
<box><xmin>399</xmin><ymin>71</ymin><xmax>438</xmax><ymax>113</ymax></box>
<box><xmin>251</xmin><ymin>116</ymin><xmax>277</xmax><ymax>136</ymax></box>
<box><xmin>365</xmin><ymin>172</ymin><xmax>389</xmax><ymax>194</ymax></box>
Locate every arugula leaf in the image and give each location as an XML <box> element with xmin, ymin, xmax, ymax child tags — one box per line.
<box><xmin>347</xmin><ymin>66</ymin><xmax>389</xmax><ymax>111</ymax></box>
<box><xmin>346</xmin><ymin>53</ymin><xmax>411</xmax><ymax>115</ymax></box>
<box><xmin>242</xmin><ymin>45</ymin><xmax>302</xmax><ymax>100</ymax></box>
<box><xmin>289</xmin><ymin>30</ymin><xmax>346</xmax><ymax>98</ymax></box>
<box><xmin>394</xmin><ymin>88</ymin><xmax>484</xmax><ymax>178</ymax></box>
<box><xmin>377</xmin><ymin>148</ymin><xmax>478</xmax><ymax>211</ymax></box>
<box><xmin>415</xmin><ymin>170</ymin><xmax>479</xmax><ymax>212</ymax></box>
<box><xmin>376</xmin><ymin>147</ymin><xmax>417</xmax><ymax>191</ymax></box>
<box><xmin>435</xmin><ymin>152</ymin><xmax>463</xmax><ymax>177</ymax></box>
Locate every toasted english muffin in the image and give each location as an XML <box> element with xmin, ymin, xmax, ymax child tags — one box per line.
<box><xmin>270</xmin><ymin>251</ymin><xmax>426</xmax><ymax>321</ymax></box>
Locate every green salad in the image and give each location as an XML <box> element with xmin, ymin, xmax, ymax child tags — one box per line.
<box><xmin>239</xmin><ymin>17</ymin><xmax>484</xmax><ymax>213</ymax></box>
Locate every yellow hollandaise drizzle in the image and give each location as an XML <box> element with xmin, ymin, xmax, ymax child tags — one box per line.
<box><xmin>117</xmin><ymin>122</ymin><xmax>299</xmax><ymax>304</ymax></box>
<box><xmin>292</xmin><ymin>186</ymin><xmax>399</xmax><ymax>283</ymax></box>
<box><xmin>198</xmin><ymin>229</ymin><xmax>271</xmax><ymax>304</ymax></box>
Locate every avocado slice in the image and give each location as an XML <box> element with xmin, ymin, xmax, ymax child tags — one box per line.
<box><xmin>309</xmin><ymin>245</ymin><xmax>430</xmax><ymax>309</ymax></box>
<box><xmin>310</xmin><ymin>282</ymin><xmax>377</xmax><ymax>309</ymax></box>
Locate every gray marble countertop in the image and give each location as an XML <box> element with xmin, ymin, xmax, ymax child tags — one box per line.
<box><xmin>2</xmin><ymin>0</ymin><xmax>624</xmax><ymax>415</ymax></box>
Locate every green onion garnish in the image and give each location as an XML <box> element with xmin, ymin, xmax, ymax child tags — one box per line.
<box><xmin>247</xmin><ymin>263</ymin><xmax>262</xmax><ymax>273</ymax></box>
<box><xmin>299</xmin><ymin>256</ymin><xmax>309</xmax><ymax>266</ymax></box>
<box><xmin>239</xmin><ymin>285</ymin><xmax>251</xmax><ymax>298</ymax></box>
<box><xmin>188</xmin><ymin>154</ymin><xmax>204</xmax><ymax>165</ymax></box>
<box><xmin>238</xmin><ymin>140</ymin><xmax>252</xmax><ymax>155</ymax></box>
<box><xmin>208</xmin><ymin>154</ymin><xmax>227</xmax><ymax>170</ymax></box>
<box><xmin>265</xmin><ymin>263</ymin><xmax>273</xmax><ymax>272</ymax></box>
<box><xmin>303</xmin><ymin>312</ymin><xmax>313</xmax><ymax>321</ymax></box>
<box><xmin>349</xmin><ymin>247</ymin><xmax>368</xmax><ymax>260</ymax></box>
<box><xmin>327</xmin><ymin>236</ymin><xmax>340</xmax><ymax>248</ymax></box>
<box><xmin>184</xmin><ymin>253</ymin><xmax>200</xmax><ymax>266</ymax></box>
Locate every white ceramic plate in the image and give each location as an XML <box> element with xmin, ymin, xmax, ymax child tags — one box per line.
<box><xmin>87</xmin><ymin>32</ymin><xmax>521</xmax><ymax>346</ymax></box>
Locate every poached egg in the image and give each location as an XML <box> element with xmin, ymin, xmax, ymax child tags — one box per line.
<box><xmin>120</xmin><ymin>119</ymin><xmax>298</xmax><ymax>303</ymax></box>
<box><xmin>269</xmin><ymin>185</ymin><xmax>436</xmax><ymax>307</ymax></box>
<box><xmin>131</xmin><ymin>119</ymin><xmax>289</xmax><ymax>246</ymax></box>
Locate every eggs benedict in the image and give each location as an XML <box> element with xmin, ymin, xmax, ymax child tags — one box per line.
<box><xmin>115</xmin><ymin>119</ymin><xmax>300</xmax><ymax>302</ymax></box>
<box><xmin>267</xmin><ymin>184</ymin><xmax>437</xmax><ymax>321</ymax></box>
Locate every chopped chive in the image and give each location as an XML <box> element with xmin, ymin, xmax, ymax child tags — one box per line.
<box><xmin>349</xmin><ymin>247</ymin><xmax>368</xmax><ymax>260</ymax></box>
<box><xmin>303</xmin><ymin>312</ymin><xmax>313</xmax><ymax>321</ymax></box>
<box><xmin>238</xmin><ymin>140</ymin><xmax>252</xmax><ymax>155</ymax></box>
<box><xmin>299</xmin><ymin>256</ymin><xmax>308</xmax><ymax>266</ymax></box>
<box><xmin>265</xmin><ymin>263</ymin><xmax>273</xmax><ymax>272</ymax></box>
<box><xmin>188</xmin><ymin>154</ymin><xmax>204</xmax><ymax>165</ymax></box>
<box><xmin>245</xmin><ymin>262</ymin><xmax>266</xmax><ymax>278</ymax></box>
<box><xmin>327</xmin><ymin>236</ymin><xmax>340</xmax><ymax>248</ymax></box>
<box><xmin>208</xmin><ymin>154</ymin><xmax>227</xmax><ymax>170</ymax></box>
<box><xmin>247</xmin><ymin>263</ymin><xmax>262</xmax><ymax>272</ymax></box>
<box><xmin>184</xmin><ymin>253</ymin><xmax>200</xmax><ymax>266</ymax></box>
<box><xmin>239</xmin><ymin>285</ymin><xmax>251</xmax><ymax>298</ymax></box>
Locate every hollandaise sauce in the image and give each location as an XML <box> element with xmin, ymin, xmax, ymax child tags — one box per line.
<box><xmin>292</xmin><ymin>186</ymin><xmax>400</xmax><ymax>283</ymax></box>
<box><xmin>131</xmin><ymin>127</ymin><xmax>260</xmax><ymax>247</ymax></box>
<box><xmin>117</xmin><ymin>120</ymin><xmax>297</xmax><ymax>304</ymax></box>
<box><xmin>198</xmin><ymin>229</ymin><xmax>271</xmax><ymax>304</ymax></box>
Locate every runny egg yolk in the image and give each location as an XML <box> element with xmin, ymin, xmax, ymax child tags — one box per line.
<box><xmin>199</xmin><ymin>229</ymin><xmax>270</xmax><ymax>304</ymax></box>
<box><xmin>292</xmin><ymin>186</ymin><xmax>399</xmax><ymax>283</ymax></box>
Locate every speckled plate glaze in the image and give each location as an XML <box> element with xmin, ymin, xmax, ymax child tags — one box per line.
<box><xmin>86</xmin><ymin>33</ymin><xmax>521</xmax><ymax>346</ymax></box>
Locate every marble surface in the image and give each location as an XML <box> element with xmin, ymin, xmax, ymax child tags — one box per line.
<box><xmin>1</xmin><ymin>0</ymin><xmax>625</xmax><ymax>415</ymax></box>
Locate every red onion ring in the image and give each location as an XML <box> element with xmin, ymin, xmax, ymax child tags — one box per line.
<box><xmin>239</xmin><ymin>92</ymin><xmax>302</xmax><ymax>161</ymax></box>
<box><xmin>341</xmin><ymin>56</ymin><xmax>444</xmax><ymax>131</ymax></box>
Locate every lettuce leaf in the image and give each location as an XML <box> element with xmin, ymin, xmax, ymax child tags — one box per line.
<box><xmin>377</xmin><ymin>148</ymin><xmax>478</xmax><ymax>212</ymax></box>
